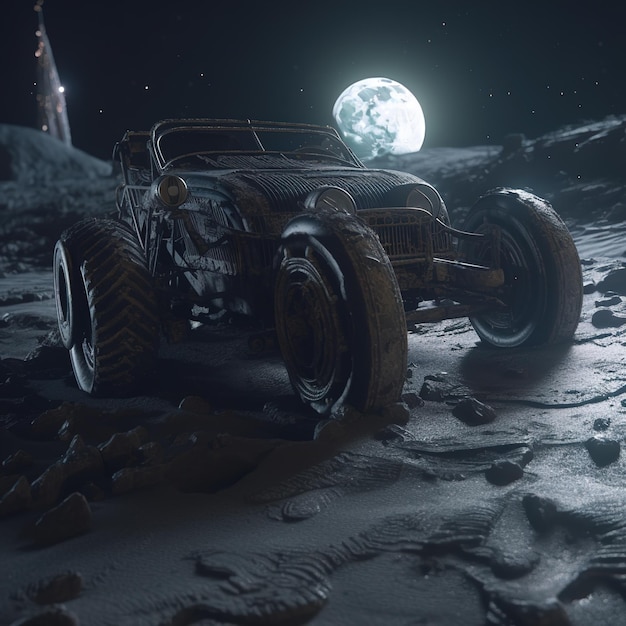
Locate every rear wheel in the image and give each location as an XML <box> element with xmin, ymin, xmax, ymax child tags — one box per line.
<box><xmin>275</xmin><ymin>209</ymin><xmax>408</xmax><ymax>415</ymax></box>
<box><xmin>460</xmin><ymin>188</ymin><xmax>582</xmax><ymax>347</ymax></box>
<box><xmin>53</xmin><ymin>218</ymin><xmax>160</xmax><ymax>395</ymax></box>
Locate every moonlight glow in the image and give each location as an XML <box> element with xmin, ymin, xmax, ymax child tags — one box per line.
<box><xmin>332</xmin><ymin>77</ymin><xmax>426</xmax><ymax>159</ymax></box>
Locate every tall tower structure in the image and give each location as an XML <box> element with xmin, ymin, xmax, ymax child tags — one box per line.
<box><xmin>34</xmin><ymin>0</ymin><xmax>72</xmax><ymax>145</ymax></box>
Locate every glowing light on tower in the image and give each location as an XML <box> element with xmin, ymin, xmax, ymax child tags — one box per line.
<box><xmin>34</xmin><ymin>0</ymin><xmax>72</xmax><ymax>145</ymax></box>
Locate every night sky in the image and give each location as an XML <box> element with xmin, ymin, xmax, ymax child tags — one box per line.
<box><xmin>2</xmin><ymin>0</ymin><xmax>626</xmax><ymax>160</ymax></box>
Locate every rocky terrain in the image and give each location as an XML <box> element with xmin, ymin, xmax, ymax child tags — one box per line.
<box><xmin>2</xmin><ymin>117</ymin><xmax>626</xmax><ymax>625</ymax></box>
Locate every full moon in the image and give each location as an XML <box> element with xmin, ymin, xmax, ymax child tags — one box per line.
<box><xmin>332</xmin><ymin>77</ymin><xmax>426</xmax><ymax>159</ymax></box>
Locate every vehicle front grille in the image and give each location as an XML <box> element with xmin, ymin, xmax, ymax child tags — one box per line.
<box><xmin>361</xmin><ymin>209</ymin><xmax>452</xmax><ymax>261</ymax></box>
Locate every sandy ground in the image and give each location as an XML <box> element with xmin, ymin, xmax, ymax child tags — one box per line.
<box><xmin>2</xmin><ymin>251</ymin><xmax>626</xmax><ymax>625</ymax></box>
<box><xmin>3</xmin><ymin>120</ymin><xmax>626</xmax><ymax>625</ymax></box>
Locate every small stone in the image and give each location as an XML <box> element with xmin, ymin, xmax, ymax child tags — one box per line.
<box><xmin>32</xmin><ymin>492</ymin><xmax>91</xmax><ymax>546</ymax></box>
<box><xmin>585</xmin><ymin>436</ymin><xmax>620</xmax><ymax>467</ymax></box>
<box><xmin>98</xmin><ymin>426</ymin><xmax>148</xmax><ymax>471</ymax></box>
<box><xmin>522</xmin><ymin>494</ymin><xmax>558</xmax><ymax>532</ymax></box>
<box><xmin>0</xmin><ymin>475</ymin><xmax>32</xmax><ymax>517</ymax></box>
<box><xmin>401</xmin><ymin>392</ymin><xmax>424</xmax><ymax>409</ymax></box>
<box><xmin>593</xmin><ymin>417</ymin><xmax>611</xmax><ymax>431</ymax></box>
<box><xmin>61</xmin><ymin>435</ymin><xmax>104</xmax><ymax>487</ymax></box>
<box><xmin>31</xmin><ymin>402</ymin><xmax>104</xmax><ymax>439</ymax></box>
<box><xmin>595</xmin><ymin>295</ymin><xmax>622</xmax><ymax>307</ymax></box>
<box><xmin>30</xmin><ymin>404</ymin><xmax>72</xmax><ymax>438</ymax></box>
<box><xmin>178</xmin><ymin>395</ymin><xmax>213</xmax><ymax>414</ymax></box>
<box><xmin>27</xmin><ymin>571</ymin><xmax>83</xmax><ymax>604</ymax></box>
<box><xmin>452</xmin><ymin>397</ymin><xmax>496</xmax><ymax>425</ymax></box>
<box><xmin>591</xmin><ymin>309</ymin><xmax>626</xmax><ymax>328</ymax></box>
<box><xmin>137</xmin><ymin>441</ymin><xmax>165</xmax><ymax>466</ymax></box>
<box><xmin>23</xmin><ymin>344</ymin><xmax>69</xmax><ymax>376</ymax></box>
<box><xmin>596</xmin><ymin>267</ymin><xmax>626</xmax><ymax>295</ymax></box>
<box><xmin>2</xmin><ymin>449</ymin><xmax>34</xmax><ymax>473</ymax></box>
<box><xmin>31</xmin><ymin>463</ymin><xmax>65</xmax><ymax>509</ymax></box>
<box><xmin>419</xmin><ymin>381</ymin><xmax>444</xmax><ymax>402</ymax></box>
<box><xmin>486</xmin><ymin>460</ymin><xmax>524</xmax><ymax>486</ymax></box>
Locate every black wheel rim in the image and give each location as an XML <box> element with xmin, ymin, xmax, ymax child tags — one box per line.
<box><xmin>467</xmin><ymin>218</ymin><xmax>544</xmax><ymax>346</ymax></box>
<box><xmin>276</xmin><ymin>245</ymin><xmax>351</xmax><ymax>412</ymax></box>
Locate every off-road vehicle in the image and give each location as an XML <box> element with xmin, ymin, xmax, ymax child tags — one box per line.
<box><xmin>53</xmin><ymin>118</ymin><xmax>583</xmax><ymax>414</ymax></box>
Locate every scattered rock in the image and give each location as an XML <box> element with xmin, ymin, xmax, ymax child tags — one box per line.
<box><xmin>0</xmin><ymin>475</ymin><xmax>31</xmax><ymax>517</ymax></box>
<box><xmin>178</xmin><ymin>395</ymin><xmax>213</xmax><ymax>414</ymax></box>
<box><xmin>593</xmin><ymin>417</ymin><xmax>611</xmax><ymax>431</ymax></box>
<box><xmin>596</xmin><ymin>266</ymin><xmax>626</xmax><ymax>295</ymax></box>
<box><xmin>452</xmin><ymin>397</ymin><xmax>496</xmax><ymax>425</ymax></box>
<box><xmin>98</xmin><ymin>426</ymin><xmax>149</xmax><ymax>472</ymax></box>
<box><xmin>27</xmin><ymin>571</ymin><xmax>83</xmax><ymax>605</ymax></box>
<box><xmin>400</xmin><ymin>391</ymin><xmax>424</xmax><ymax>409</ymax></box>
<box><xmin>23</xmin><ymin>344</ymin><xmax>69</xmax><ymax>377</ymax></box>
<box><xmin>32</xmin><ymin>492</ymin><xmax>91</xmax><ymax>546</ymax></box>
<box><xmin>30</xmin><ymin>402</ymin><xmax>103</xmax><ymax>439</ymax></box>
<box><xmin>485</xmin><ymin>460</ymin><xmax>524</xmax><ymax>486</ymax></box>
<box><xmin>137</xmin><ymin>441</ymin><xmax>165</xmax><ymax>466</ymax></box>
<box><xmin>30</xmin><ymin>463</ymin><xmax>65</xmax><ymax>510</ymax></box>
<box><xmin>522</xmin><ymin>494</ymin><xmax>558</xmax><ymax>532</ymax></box>
<box><xmin>595</xmin><ymin>295</ymin><xmax>622</xmax><ymax>307</ymax></box>
<box><xmin>591</xmin><ymin>308</ymin><xmax>626</xmax><ymax>328</ymax></box>
<box><xmin>61</xmin><ymin>434</ymin><xmax>105</xmax><ymax>488</ymax></box>
<box><xmin>585</xmin><ymin>436</ymin><xmax>621</xmax><ymax>466</ymax></box>
<box><xmin>2</xmin><ymin>448</ymin><xmax>34</xmax><ymax>473</ymax></box>
<box><xmin>419</xmin><ymin>381</ymin><xmax>445</xmax><ymax>402</ymax></box>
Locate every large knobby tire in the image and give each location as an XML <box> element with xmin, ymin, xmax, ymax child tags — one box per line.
<box><xmin>275</xmin><ymin>208</ymin><xmax>408</xmax><ymax>415</ymax></box>
<box><xmin>53</xmin><ymin>218</ymin><xmax>160</xmax><ymax>395</ymax></box>
<box><xmin>460</xmin><ymin>188</ymin><xmax>582</xmax><ymax>347</ymax></box>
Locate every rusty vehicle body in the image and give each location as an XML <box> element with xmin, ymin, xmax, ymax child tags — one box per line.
<box><xmin>53</xmin><ymin>118</ymin><xmax>583</xmax><ymax>414</ymax></box>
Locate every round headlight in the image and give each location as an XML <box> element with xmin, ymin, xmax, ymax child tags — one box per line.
<box><xmin>153</xmin><ymin>175</ymin><xmax>188</xmax><ymax>208</ymax></box>
<box><xmin>304</xmin><ymin>186</ymin><xmax>357</xmax><ymax>215</ymax></box>
<box><xmin>386</xmin><ymin>182</ymin><xmax>448</xmax><ymax>224</ymax></box>
<box><xmin>405</xmin><ymin>187</ymin><xmax>434</xmax><ymax>212</ymax></box>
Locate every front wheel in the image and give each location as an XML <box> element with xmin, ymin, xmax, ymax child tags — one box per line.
<box><xmin>460</xmin><ymin>188</ymin><xmax>582</xmax><ymax>347</ymax></box>
<box><xmin>275</xmin><ymin>209</ymin><xmax>408</xmax><ymax>415</ymax></box>
<box><xmin>53</xmin><ymin>218</ymin><xmax>160</xmax><ymax>395</ymax></box>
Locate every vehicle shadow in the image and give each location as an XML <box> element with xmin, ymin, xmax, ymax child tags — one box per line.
<box><xmin>457</xmin><ymin>341</ymin><xmax>577</xmax><ymax>399</ymax></box>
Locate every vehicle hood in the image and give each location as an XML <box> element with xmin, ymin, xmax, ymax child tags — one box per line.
<box><xmin>182</xmin><ymin>164</ymin><xmax>424</xmax><ymax>215</ymax></box>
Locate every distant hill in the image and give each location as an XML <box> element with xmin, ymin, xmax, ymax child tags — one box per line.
<box><xmin>367</xmin><ymin>115</ymin><xmax>626</xmax><ymax>223</ymax></box>
<box><xmin>0</xmin><ymin>124</ymin><xmax>112</xmax><ymax>185</ymax></box>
